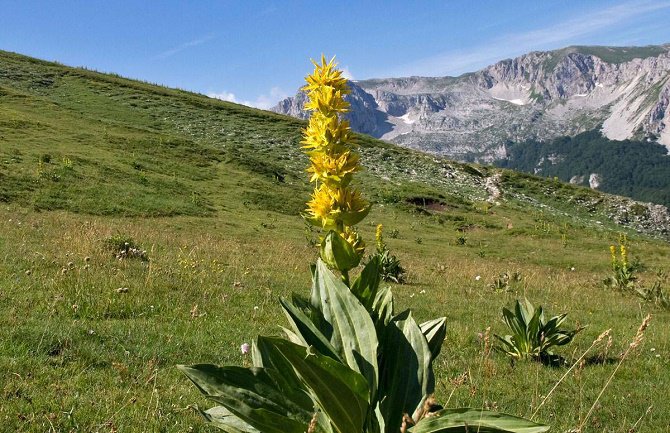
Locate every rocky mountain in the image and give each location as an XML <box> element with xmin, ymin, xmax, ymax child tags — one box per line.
<box><xmin>273</xmin><ymin>44</ymin><xmax>670</xmax><ymax>162</ymax></box>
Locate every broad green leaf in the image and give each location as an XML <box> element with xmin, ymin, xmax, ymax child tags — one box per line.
<box><xmin>177</xmin><ymin>364</ymin><xmax>314</xmax><ymax>433</ymax></box>
<box><xmin>310</xmin><ymin>259</ymin><xmax>379</xmax><ymax>401</ymax></box>
<box><xmin>409</xmin><ymin>408</ymin><xmax>550</xmax><ymax>433</ymax></box>
<box><xmin>279</xmin><ymin>326</ymin><xmax>307</xmax><ymax>346</ymax></box>
<box><xmin>177</xmin><ymin>364</ymin><xmax>313</xmax><ymax>433</ymax></box>
<box><xmin>372</xmin><ymin>284</ymin><xmax>394</xmax><ymax>330</ymax></box>
<box><xmin>268</xmin><ymin>337</ymin><xmax>370</xmax><ymax>433</ymax></box>
<box><xmin>320</xmin><ymin>230</ymin><xmax>360</xmax><ymax>272</ymax></box>
<box><xmin>517</xmin><ymin>299</ymin><xmax>534</xmax><ymax>327</ymax></box>
<box><xmin>280</xmin><ymin>297</ymin><xmax>341</xmax><ymax>361</ymax></box>
<box><xmin>527</xmin><ymin>309</ymin><xmax>542</xmax><ymax>347</ymax></box>
<box><xmin>198</xmin><ymin>405</ymin><xmax>260</xmax><ymax>433</ymax></box>
<box><xmin>420</xmin><ymin>317</ymin><xmax>447</xmax><ymax>360</ymax></box>
<box><xmin>502</xmin><ymin>308</ymin><xmax>525</xmax><ymax>340</ymax></box>
<box><xmin>378</xmin><ymin>310</ymin><xmax>433</xmax><ymax>433</ymax></box>
<box><xmin>252</xmin><ymin>337</ymin><xmax>315</xmax><ymax>409</ymax></box>
<box><xmin>351</xmin><ymin>255</ymin><xmax>382</xmax><ymax>310</ymax></box>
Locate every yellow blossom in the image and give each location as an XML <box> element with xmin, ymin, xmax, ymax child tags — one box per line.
<box><xmin>307</xmin><ymin>151</ymin><xmax>360</xmax><ymax>185</ymax></box>
<box><xmin>302</xmin><ymin>55</ymin><xmax>350</xmax><ymax>96</ymax></box>
<box><xmin>303</xmin><ymin>86</ymin><xmax>350</xmax><ymax>115</ymax></box>
<box><xmin>301</xmin><ymin>113</ymin><xmax>352</xmax><ymax>151</ymax></box>
<box><xmin>375</xmin><ymin>224</ymin><xmax>384</xmax><ymax>251</ymax></box>
<box><xmin>301</xmin><ymin>54</ymin><xmax>369</xmax><ymax>270</ymax></box>
<box><xmin>342</xmin><ymin>226</ymin><xmax>366</xmax><ymax>257</ymax></box>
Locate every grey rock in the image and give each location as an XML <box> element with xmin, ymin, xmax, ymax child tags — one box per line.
<box><xmin>273</xmin><ymin>44</ymin><xmax>670</xmax><ymax>162</ymax></box>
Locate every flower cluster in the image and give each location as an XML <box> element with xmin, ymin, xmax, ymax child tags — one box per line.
<box><xmin>610</xmin><ymin>244</ymin><xmax>628</xmax><ymax>271</ymax></box>
<box><xmin>302</xmin><ymin>56</ymin><xmax>369</xmax><ymax>269</ymax></box>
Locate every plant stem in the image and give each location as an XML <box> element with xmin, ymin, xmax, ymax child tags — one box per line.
<box><xmin>341</xmin><ymin>269</ymin><xmax>350</xmax><ymax>287</ymax></box>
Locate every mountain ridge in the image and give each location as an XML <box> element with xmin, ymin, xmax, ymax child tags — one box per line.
<box><xmin>273</xmin><ymin>44</ymin><xmax>670</xmax><ymax>161</ymax></box>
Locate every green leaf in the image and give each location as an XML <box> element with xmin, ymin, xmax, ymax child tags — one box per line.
<box><xmin>341</xmin><ymin>203</ymin><xmax>371</xmax><ymax>226</ymax></box>
<box><xmin>372</xmin><ymin>284</ymin><xmax>394</xmax><ymax>328</ymax></box>
<box><xmin>279</xmin><ymin>297</ymin><xmax>341</xmax><ymax>361</ymax></box>
<box><xmin>252</xmin><ymin>337</ymin><xmax>315</xmax><ymax>409</ymax></box>
<box><xmin>378</xmin><ymin>310</ymin><xmax>433</xmax><ymax>433</ymax></box>
<box><xmin>351</xmin><ymin>255</ymin><xmax>382</xmax><ymax>310</ymax></box>
<box><xmin>320</xmin><ymin>230</ymin><xmax>360</xmax><ymax>272</ymax></box>
<box><xmin>420</xmin><ymin>317</ymin><xmax>447</xmax><ymax>360</ymax></box>
<box><xmin>409</xmin><ymin>408</ymin><xmax>550</xmax><ymax>433</ymax></box>
<box><xmin>198</xmin><ymin>405</ymin><xmax>260</xmax><ymax>433</ymax></box>
<box><xmin>177</xmin><ymin>364</ymin><xmax>313</xmax><ymax>433</ymax></box>
<box><xmin>517</xmin><ymin>299</ymin><xmax>535</xmax><ymax>326</ymax></box>
<box><xmin>268</xmin><ymin>337</ymin><xmax>370</xmax><ymax>433</ymax></box>
<box><xmin>502</xmin><ymin>307</ymin><xmax>525</xmax><ymax>339</ymax></box>
<box><xmin>310</xmin><ymin>259</ymin><xmax>379</xmax><ymax>401</ymax></box>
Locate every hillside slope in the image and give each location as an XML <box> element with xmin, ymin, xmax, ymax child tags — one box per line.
<box><xmin>2</xmin><ymin>50</ymin><xmax>670</xmax><ymax>433</ymax></box>
<box><xmin>1</xmin><ymin>49</ymin><xmax>668</xmax><ymax>240</ymax></box>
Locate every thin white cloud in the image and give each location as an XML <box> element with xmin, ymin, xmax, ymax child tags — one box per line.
<box><xmin>341</xmin><ymin>66</ymin><xmax>355</xmax><ymax>80</ymax></box>
<box><xmin>386</xmin><ymin>0</ymin><xmax>670</xmax><ymax>77</ymax></box>
<box><xmin>154</xmin><ymin>34</ymin><xmax>215</xmax><ymax>60</ymax></box>
<box><xmin>207</xmin><ymin>86</ymin><xmax>288</xmax><ymax>110</ymax></box>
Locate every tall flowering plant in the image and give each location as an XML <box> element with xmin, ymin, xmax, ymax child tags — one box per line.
<box><xmin>302</xmin><ymin>56</ymin><xmax>369</xmax><ymax>283</ymax></box>
<box><xmin>178</xmin><ymin>56</ymin><xmax>549</xmax><ymax>433</ymax></box>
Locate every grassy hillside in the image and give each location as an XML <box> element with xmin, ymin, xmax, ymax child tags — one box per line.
<box><xmin>1</xmin><ymin>50</ymin><xmax>670</xmax><ymax>432</ymax></box>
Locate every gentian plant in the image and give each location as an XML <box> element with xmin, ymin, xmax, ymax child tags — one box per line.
<box><xmin>179</xmin><ymin>56</ymin><xmax>549</xmax><ymax>433</ymax></box>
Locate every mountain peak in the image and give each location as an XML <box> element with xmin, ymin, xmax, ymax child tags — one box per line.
<box><xmin>273</xmin><ymin>43</ymin><xmax>670</xmax><ymax>162</ymax></box>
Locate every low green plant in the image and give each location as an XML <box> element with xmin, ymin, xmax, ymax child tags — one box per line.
<box><xmin>178</xmin><ymin>56</ymin><xmax>548</xmax><ymax>433</ymax></box>
<box><xmin>179</xmin><ymin>260</ymin><xmax>548</xmax><ymax>433</ymax></box>
<box><xmin>489</xmin><ymin>271</ymin><xmax>522</xmax><ymax>292</ymax></box>
<box><xmin>370</xmin><ymin>224</ymin><xmax>406</xmax><ymax>284</ymax></box>
<box><xmin>104</xmin><ymin>234</ymin><xmax>148</xmax><ymax>261</ymax></box>
<box><xmin>603</xmin><ymin>242</ymin><xmax>637</xmax><ymax>290</ymax></box>
<box><xmin>495</xmin><ymin>299</ymin><xmax>584</xmax><ymax>363</ymax></box>
<box><xmin>635</xmin><ymin>272</ymin><xmax>670</xmax><ymax>309</ymax></box>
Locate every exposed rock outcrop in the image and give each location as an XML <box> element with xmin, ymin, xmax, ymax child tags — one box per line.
<box><xmin>273</xmin><ymin>44</ymin><xmax>670</xmax><ymax>161</ymax></box>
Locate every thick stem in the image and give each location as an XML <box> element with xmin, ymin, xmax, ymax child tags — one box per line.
<box><xmin>341</xmin><ymin>269</ymin><xmax>350</xmax><ymax>287</ymax></box>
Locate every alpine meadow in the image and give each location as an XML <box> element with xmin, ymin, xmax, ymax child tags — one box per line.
<box><xmin>1</xmin><ymin>49</ymin><xmax>670</xmax><ymax>433</ymax></box>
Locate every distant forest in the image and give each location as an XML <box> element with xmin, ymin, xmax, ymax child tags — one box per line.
<box><xmin>496</xmin><ymin>130</ymin><xmax>670</xmax><ymax>208</ymax></box>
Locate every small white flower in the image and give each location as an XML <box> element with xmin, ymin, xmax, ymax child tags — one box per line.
<box><xmin>419</xmin><ymin>289</ymin><xmax>426</xmax><ymax>294</ymax></box>
<box><xmin>240</xmin><ymin>343</ymin><xmax>250</xmax><ymax>355</ymax></box>
<box><xmin>475</xmin><ymin>275</ymin><xmax>481</xmax><ymax>281</ymax></box>
<box><xmin>570</xmin><ymin>267</ymin><xmax>575</xmax><ymax>271</ymax></box>
<box><xmin>253</xmin><ymin>306</ymin><xmax>259</xmax><ymax>311</ymax></box>
<box><xmin>650</xmin><ymin>348</ymin><xmax>656</xmax><ymax>352</ymax></box>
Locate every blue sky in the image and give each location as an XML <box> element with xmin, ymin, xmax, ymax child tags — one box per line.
<box><xmin>1</xmin><ymin>0</ymin><xmax>669</xmax><ymax>108</ymax></box>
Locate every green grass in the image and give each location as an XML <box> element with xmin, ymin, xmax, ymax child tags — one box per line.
<box><xmin>1</xmin><ymin>50</ymin><xmax>670</xmax><ymax>432</ymax></box>
<box><xmin>541</xmin><ymin>44</ymin><xmax>669</xmax><ymax>71</ymax></box>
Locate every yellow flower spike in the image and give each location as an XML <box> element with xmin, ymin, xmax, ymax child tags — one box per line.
<box><xmin>304</xmin><ymin>87</ymin><xmax>350</xmax><ymax>114</ymax></box>
<box><xmin>375</xmin><ymin>224</ymin><xmax>384</xmax><ymax>252</ymax></box>
<box><xmin>301</xmin><ymin>54</ymin><xmax>369</xmax><ymax>276</ymax></box>
<box><xmin>305</xmin><ymin>185</ymin><xmax>339</xmax><ymax>229</ymax></box>
<box><xmin>302</xmin><ymin>55</ymin><xmax>350</xmax><ymax>96</ymax></box>
<box><xmin>301</xmin><ymin>114</ymin><xmax>352</xmax><ymax>150</ymax></box>
<box><xmin>307</xmin><ymin>151</ymin><xmax>360</xmax><ymax>186</ymax></box>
